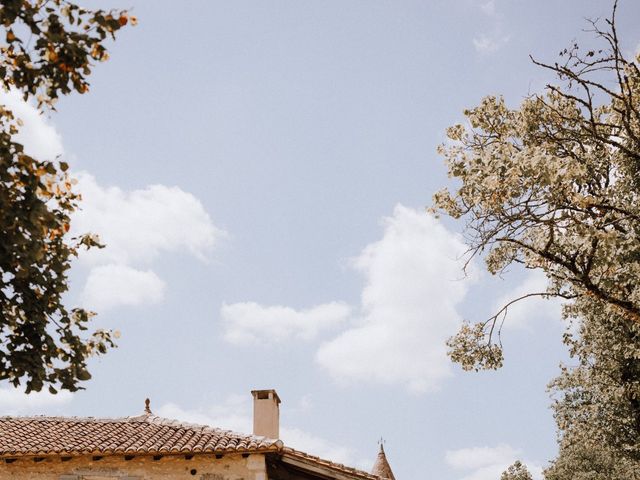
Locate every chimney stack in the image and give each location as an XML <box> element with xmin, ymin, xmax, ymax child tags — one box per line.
<box><xmin>251</xmin><ymin>389</ymin><xmax>281</xmax><ymax>439</ymax></box>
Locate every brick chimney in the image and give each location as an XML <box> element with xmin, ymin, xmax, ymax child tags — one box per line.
<box><xmin>251</xmin><ymin>389</ymin><xmax>281</xmax><ymax>439</ymax></box>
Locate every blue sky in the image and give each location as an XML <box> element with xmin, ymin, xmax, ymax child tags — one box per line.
<box><xmin>3</xmin><ymin>1</ymin><xmax>640</xmax><ymax>480</ymax></box>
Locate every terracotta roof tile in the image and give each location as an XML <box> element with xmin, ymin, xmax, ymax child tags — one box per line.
<box><xmin>0</xmin><ymin>414</ymin><xmax>282</xmax><ymax>458</ymax></box>
<box><xmin>282</xmin><ymin>447</ymin><xmax>380</xmax><ymax>480</ymax></box>
<box><xmin>0</xmin><ymin>414</ymin><xmax>389</xmax><ymax>480</ymax></box>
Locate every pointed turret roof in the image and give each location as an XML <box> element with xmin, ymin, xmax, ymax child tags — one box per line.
<box><xmin>371</xmin><ymin>443</ymin><xmax>396</xmax><ymax>480</ymax></box>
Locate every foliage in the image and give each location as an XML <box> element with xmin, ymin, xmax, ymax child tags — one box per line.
<box><xmin>545</xmin><ymin>439</ymin><xmax>639</xmax><ymax>480</ymax></box>
<box><xmin>433</xmin><ymin>2</ymin><xmax>640</xmax><ymax>476</ymax></box>
<box><xmin>433</xmin><ymin>1</ymin><xmax>640</xmax><ymax>370</ymax></box>
<box><xmin>543</xmin><ymin>296</ymin><xmax>640</xmax><ymax>480</ymax></box>
<box><xmin>500</xmin><ymin>461</ymin><xmax>533</xmax><ymax>480</ymax></box>
<box><xmin>0</xmin><ymin>0</ymin><xmax>132</xmax><ymax>393</ymax></box>
<box><xmin>1</xmin><ymin>0</ymin><xmax>136</xmax><ymax>107</ymax></box>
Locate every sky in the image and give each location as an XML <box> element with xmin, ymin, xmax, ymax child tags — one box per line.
<box><xmin>2</xmin><ymin>1</ymin><xmax>640</xmax><ymax>480</ymax></box>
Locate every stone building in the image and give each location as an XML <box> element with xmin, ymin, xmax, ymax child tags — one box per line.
<box><xmin>0</xmin><ymin>389</ymin><xmax>396</xmax><ymax>480</ymax></box>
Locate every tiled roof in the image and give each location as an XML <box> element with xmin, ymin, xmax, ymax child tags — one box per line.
<box><xmin>0</xmin><ymin>413</ymin><xmax>282</xmax><ymax>457</ymax></box>
<box><xmin>282</xmin><ymin>447</ymin><xmax>379</xmax><ymax>480</ymax></box>
<box><xmin>0</xmin><ymin>413</ymin><xmax>387</xmax><ymax>480</ymax></box>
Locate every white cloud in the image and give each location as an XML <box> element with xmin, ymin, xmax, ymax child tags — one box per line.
<box><xmin>282</xmin><ymin>427</ymin><xmax>358</xmax><ymax>467</ymax></box>
<box><xmin>492</xmin><ymin>270</ymin><xmax>562</xmax><ymax>331</ymax></box>
<box><xmin>445</xmin><ymin>444</ymin><xmax>543</xmax><ymax>480</ymax></box>
<box><xmin>473</xmin><ymin>34</ymin><xmax>510</xmax><ymax>54</ymax></box>
<box><xmin>157</xmin><ymin>400</ymin><xmax>251</xmax><ymax>434</ymax></box>
<box><xmin>219</xmin><ymin>206</ymin><xmax>470</xmax><ymax>393</ymax></box>
<box><xmin>70</xmin><ymin>172</ymin><xmax>224</xmax><ymax>310</ymax></box>
<box><xmin>221</xmin><ymin>302</ymin><xmax>350</xmax><ymax>345</ymax></box>
<box><xmin>82</xmin><ymin>264</ymin><xmax>165</xmax><ymax>311</ymax></box>
<box><xmin>0</xmin><ymin>88</ymin><xmax>64</xmax><ymax>160</ymax></box>
<box><xmin>156</xmin><ymin>396</ymin><xmax>363</xmax><ymax>467</ymax></box>
<box><xmin>1</xmin><ymin>91</ymin><xmax>223</xmax><ymax>313</ymax></box>
<box><xmin>0</xmin><ymin>387</ymin><xmax>73</xmax><ymax>415</ymax></box>
<box><xmin>73</xmin><ymin>172</ymin><xmax>223</xmax><ymax>265</ymax></box>
<box><xmin>316</xmin><ymin>205</ymin><xmax>471</xmax><ymax>393</ymax></box>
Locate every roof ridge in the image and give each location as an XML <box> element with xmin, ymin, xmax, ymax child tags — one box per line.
<box><xmin>139</xmin><ymin>414</ymin><xmax>280</xmax><ymax>442</ymax></box>
<box><xmin>0</xmin><ymin>414</ymin><xmax>143</xmax><ymax>422</ymax></box>
<box><xmin>0</xmin><ymin>414</ymin><xmax>281</xmax><ymax>443</ymax></box>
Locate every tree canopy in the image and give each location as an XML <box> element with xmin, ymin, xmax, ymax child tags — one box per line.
<box><xmin>0</xmin><ymin>0</ymin><xmax>132</xmax><ymax>393</ymax></box>
<box><xmin>434</xmin><ymin>1</ymin><xmax>640</xmax><ymax>371</ymax></box>
<box><xmin>543</xmin><ymin>296</ymin><xmax>640</xmax><ymax>479</ymax></box>
<box><xmin>433</xmin><ymin>2</ymin><xmax>640</xmax><ymax>477</ymax></box>
<box><xmin>500</xmin><ymin>461</ymin><xmax>533</xmax><ymax>480</ymax></box>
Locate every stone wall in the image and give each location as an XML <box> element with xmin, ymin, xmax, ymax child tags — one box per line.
<box><xmin>0</xmin><ymin>452</ymin><xmax>266</xmax><ymax>480</ymax></box>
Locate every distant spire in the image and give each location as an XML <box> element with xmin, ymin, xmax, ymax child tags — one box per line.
<box><xmin>371</xmin><ymin>439</ymin><xmax>395</xmax><ymax>480</ymax></box>
<box><xmin>144</xmin><ymin>398</ymin><xmax>152</xmax><ymax>414</ymax></box>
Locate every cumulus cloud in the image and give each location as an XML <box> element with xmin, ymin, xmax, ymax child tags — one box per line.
<box><xmin>282</xmin><ymin>427</ymin><xmax>359</xmax><ymax>468</ymax></box>
<box><xmin>156</xmin><ymin>396</ymin><xmax>363</xmax><ymax>467</ymax></box>
<box><xmin>157</xmin><ymin>397</ymin><xmax>251</xmax><ymax>435</ymax></box>
<box><xmin>0</xmin><ymin>387</ymin><xmax>73</xmax><ymax>415</ymax></box>
<box><xmin>70</xmin><ymin>172</ymin><xmax>224</xmax><ymax>310</ymax></box>
<box><xmin>221</xmin><ymin>302</ymin><xmax>350</xmax><ymax>345</ymax></box>
<box><xmin>73</xmin><ymin>172</ymin><xmax>222</xmax><ymax>265</ymax></box>
<box><xmin>221</xmin><ymin>205</ymin><xmax>472</xmax><ymax>393</ymax></box>
<box><xmin>0</xmin><ymin>88</ymin><xmax>64</xmax><ymax>159</ymax></box>
<box><xmin>1</xmin><ymin>90</ymin><xmax>223</xmax><ymax>312</ymax></box>
<box><xmin>316</xmin><ymin>205</ymin><xmax>471</xmax><ymax>393</ymax></box>
<box><xmin>82</xmin><ymin>264</ymin><xmax>165</xmax><ymax>311</ymax></box>
<box><xmin>445</xmin><ymin>444</ymin><xmax>543</xmax><ymax>480</ymax></box>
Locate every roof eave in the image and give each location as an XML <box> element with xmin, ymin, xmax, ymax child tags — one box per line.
<box><xmin>279</xmin><ymin>451</ymin><xmax>380</xmax><ymax>480</ymax></box>
<box><xmin>0</xmin><ymin>444</ymin><xmax>283</xmax><ymax>461</ymax></box>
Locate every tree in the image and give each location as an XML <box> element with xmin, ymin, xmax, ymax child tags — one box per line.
<box><xmin>543</xmin><ymin>296</ymin><xmax>640</xmax><ymax>480</ymax></box>
<box><xmin>432</xmin><ymin>2</ymin><xmax>640</xmax><ymax>477</ymax></box>
<box><xmin>500</xmin><ymin>461</ymin><xmax>533</xmax><ymax>480</ymax></box>
<box><xmin>433</xmin><ymin>1</ymin><xmax>640</xmax><ymax>370</ymax></box>
<box><xmin>545</xmin><ymin>443</ymin><xmax>638</xmax><ymax>480</ymax></box>
<box><xmin>0</xmin><ymin>0</ymin><xmax>133</xmax><ymax>393</ymax></box>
